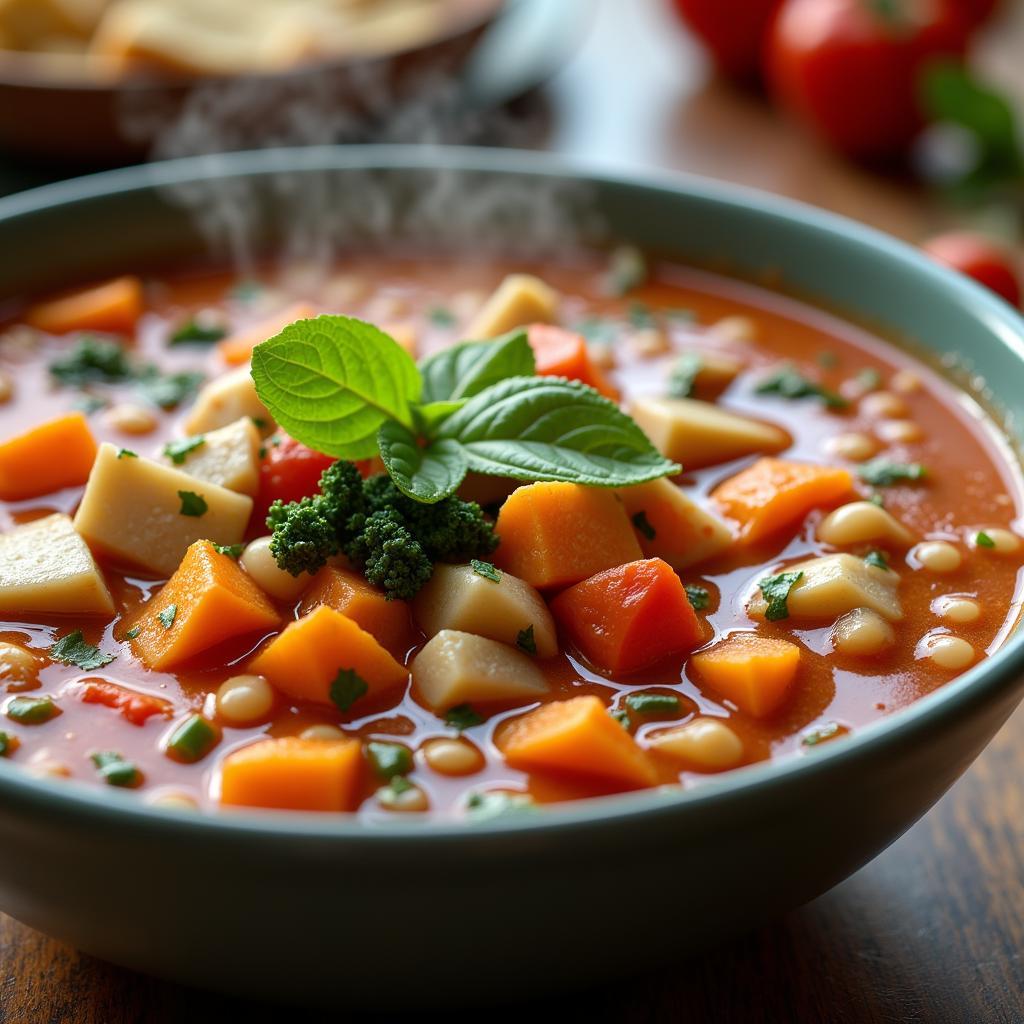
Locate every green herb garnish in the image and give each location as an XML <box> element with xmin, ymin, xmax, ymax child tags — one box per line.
<box><xmin>91</xmin><ymin>751</ymin><xmax>142</xmax><ymax>787</ymax></box>
<box><xmin>169</xmin><ymin>318</ymin><xmax>226</xmax><ymax>345</ymax></box>
<box><xmin>178</xmin><ymin>491</ymin><xmax>207</xmax><ymax>517</ymax></box>
<box><xmin>869</xmin><ymin>493</ymin><xmax>885</xmax><ymax>507</ymax></box>
<box><xmin>427</xmin><ymin>306</ymin><xmax>456</xmax><ymax>327</ymax></box>
<box><xmin>628</xmin><ymin>301</ymin><xmax>655</xmax><ymax>328</ymax></box>
<box><xmin>864</xmin><ymin>550</ymin><xmax>890</xmax><ymax>571</ymax></box>
<box><xmin>470</xmin><ymin>559</ymin><xmax>501</xmax><ymax>583</ymax></box>
<box><xmin>75</xmin><ymin>395</ymin><xmax>108</xmax><ymax>415</ymax></box>
<box><xmin>329</xmin><ymin>668</ymin><xmax>369</xmax><ymax>714</ymax></box>
<box><xmin>367</xmin><ymin>741</ymin><xmax>412</xmax><ymax>780</ymax></box>
<box><xmin>116</xmin><ymin>448</ymin><xmax>138</xmax><ymax>459</ymax></box>
<box><xmin>631</xmin><ymin>510</ymin><xmax>656</xmax><ymax>541</ymax></box>
<box><xmin>166</xmin><ymin>715</ymin><xmax>218</xmax><ymax>763</ymax></box>
<box><xmin>157</xmin><ymin>604</ymin><xmax>177</xmax><ymax>629</ymax></box>
<box><xmin>666</xmin><ymin>352</ymin><xmax>703</xmax><ymax>399</ymax></box>
<box><xmin>604</xmin><ymin>245</ymin><xmax>647</xmax><ymax>297</ymax></box>
<box><xmin>6</xmin><ymin>695</ymin><xmax>58</xmax><ymax>724</ymax></box>
<box><xmin>685</xmin><ymin>583</ymin><xmax>711</xmax><ymax>611</ymax></box>
<box><xmin>124</xmin><ymin>626</ymin><xmax>141</xmax><ymax>640</ymax></box>
<box><xmin>802</xmin><ymin>721</ymin><xmax>841</xmax><ymax>747</ymax></box>
<box><xmin>163</xmin><ymin>436</ymin><xmax>206</xmax><ymax>465</ymax></box>
<box><xmin>624</xmin><ymin>693</ymin><xmax>681</xmax><ymax>715</ymax></box>
<box><xmin>49</xmin><ymin>631</ymin><xmax>114</xmax><ymax>671</ymax></box>
<box><xmin>755</xmin><ymin>365</ymin><xmax>848</xmax><ymax>409</ymax></box>
<box><xmin>466</xmin><ymin>790</ymin><xmax>534</xmax><ymax>821</ymax></box>
<box><xmin>857</xmin><ymin>460</ymin><xmax>926</xmax><ymax>486</ymax></box>
<box><xmin>610</xmin><ymin>708</ymin><xmax>631</xmax><ymax>729</ymax></box>
<box><xmin>976</xmin><ymin>531</ymin><xmax>996</xmax><ymax>549</ymax></box>
<box><xmin>379</xmin><ymin>776</ymin><xmax>415</xmax><ymax>800</ymax></box>
<box><xmin>758</xmin><ymin>571</ymin><xmax>804</xmax><ymax>622</ymax></box>
<box><xmin>854</xmin><ymin>368</ymin><xmax>882</xmax><ymax>392</ymax></box>
<box><xmin>138</xmin><ymin>370</ymin><xmax>203</xmax><ymax>410</ymax></box>
<box><xmin>49</xmin><ymin>336</ymin><xmax>134</xmax><ymax>386</ymax></box>
<box><xmin>516</xmin><ymin>625</ymin><xmax>537</xmax><ymax>655</ymax></box>
<box><xmin>445</xmin><ymin>704</ymin><xmax>484</xmax><ymax>731</ymax></box>
<box><xmin>0</xmin><ymin>731</ymin><xmax>15</xmax><ymax>756</ymax></box>
<box><xmin>212</xmin><ymin>543</ymin><xmax>244</xmax><ymax>558</ymax></box>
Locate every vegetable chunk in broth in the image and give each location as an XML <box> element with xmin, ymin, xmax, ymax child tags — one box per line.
<box><xmin>0</xmin><ymin>251</ymin><xmax>1020</xmax><ymax>822</ymax></box>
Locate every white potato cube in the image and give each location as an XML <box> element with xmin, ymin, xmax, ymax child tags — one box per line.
<box><xmin>411</xmin><ymin>630</ymin><xmax>549</xmax><ymax>711</ymax></box>
<box><xmin>0</xmin><ymin>513</ymin><xmax>113</xmax><ymax>616</ymax></box>
<box><xmin>466</xmin><ymin>274</ymin><xmax>559</xmax><ymax>339</ymax></box>
<box><xmin>618</xmin><ymin>478</ymin><xmax>732</xmax><ymax>570</ymax></box>
<box><xmin>163</xmin><ymin>417</ymin><xmax>261</xmax><ymax>496</ymax></box>
<box><xmin>748</xmin><ymin>553</ymin><xmax>902</xmax><ymax>623</ymax></box>
<box><xmin>183</xmin><ymin>365</ymin><xmax>272</xmax><ymax>436</ymax></box>
<box><xmin>413</xmin><ymin>563</ymin><xmax>557</xmax><ymax>658</ymax></box>
<box><xmin>74</xmin><ymin>443</ymin><xmax>252</xmax><ymax>578</ymax></box>
<box><xmin>817</xmin><ymin>501</ymin><xmax>914</xmax><ymax>548</ymax></box>
<box><xmin>631</xmin><ymin>397</ymin><xmax>788</xmax><ymax>469</ymax></box>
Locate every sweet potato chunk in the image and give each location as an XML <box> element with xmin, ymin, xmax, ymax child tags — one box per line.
<box><xmin>528</xmin><ymin>324</ymin><xmax>618</xmax><ymax>399</ymax></box>
<box><xmin>494</xmin><ymin>483</ymin><xmax>642</xmax><ymax>589</ymax></box>
<box><xmin>551</xmin><ymin>558</ymin><xmax>704</xmax><ymax>674</ymax></box>
<box><xmin>130</xmin><ymin>540</ymin><xmax>280</xmax><ymax>670</ymax></box>
<box><xmin>299</xmin><ymin>566</ymin><xmax>413</xmax><ymax>657</ymax></box>
<box><xmin>25</xmin><ymin>276</ymin><xmax>143</xmax><ymax>336</ymax></box>
<box><xmin>500</xmin><ymin>695</ymin><xmax>657</xmax><ymax>789</ymax></box>
<box><xmin>691</xmin><ymin>633</ymin><xmax>801</xmax><ymax>718</ymax></box>
<box><xmin>0</xmin><ymin>412</ymin><xmax>97</xmax><ymax>500</ymax></box>
<box><xmin>218</xmin><ymin>302</ymin><xmax>316</xmax><ymax>366</ymax></box>
<box><xmin>247</xmin><ymin>605</ymin><xmax>407</xmax><ymax>709</ymax></box>
<box><xmin>219</xmin><ymin>736</ymin><xmax>363</xmax><ymax>812</ymax></box>
<box><xmin>712</xmin><ymin>458</ymin><xmax>855</xmax><ymax>542</ymax></box>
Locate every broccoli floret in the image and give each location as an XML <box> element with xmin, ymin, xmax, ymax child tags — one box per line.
<box><xmin>345</xmin><ymin>509</ymin><xmax>432</xmax><ymax>600</ymax></box>
<box><xmin>317</xmin><ymin>460</ymin><xmax>367</xmax><ymax>532</ymax></box>
<box><xmin>267</xmin><ymin>498</ymin><xmax>340</xmax><ymax>577</ymax></box>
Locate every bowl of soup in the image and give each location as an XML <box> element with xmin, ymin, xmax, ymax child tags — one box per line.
<box><xmin>0</xmin><ymin>146</ymin><xmax>1021</xmax><ymax>1008</ymax></box>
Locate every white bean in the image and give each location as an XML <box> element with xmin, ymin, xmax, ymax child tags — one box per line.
<box><xmin>860</xmin><ymin>391</ymin><xmax>908</xmax><ymax>418</ymax></box>
<box><xmin>422</xmin><ymin>738</ymin><xmax>483</xmax><ymax>776</ymax></box>
<box><xmin>300</xmin><ymin>724</ymin><xmax>347</xmax><ymax>742</ymax></box>
<box><xmin>914</xmin><ymin>541</ymin><xmax>962</xmax><ymax>573</ymax></box>
<box><xmin>972</xmin><ymin>527</ymin><xmax>1020</xmax><ymax>554</ymax></box>
<box><xmin>875</xmin><ymin>419</ymin><xmax>923</xmax><ymax>444</ymax></box>
<box><xmin>933</xmin><ymin>596</ymin><xmax>981</xmax><ymax>624</ymax></box>
<box><xmin>216</xmin><ymin>674</ymin><xmax>275</xmax><ymax>725</ymax></box>
<box><xmin>818</xmin><ymin>501</ymin><xmax>914</xmax><ymax>547</ymax></box>
<box><xmin>241</xmin><ymin>536</ymin><xmax>311</xmax><ymax>602</ymax></box>
<box><xmin>103</xmin><ymin>402</ymin><xmax>158</xmax><ymax>435</ymax></box>
<box><xmin>824</xmin><ymin>432</ymin><xmax>877</xmax><ymax>462</ymax></box>
<box><xmin>917</xmin><ymin>634</ymin><xmax>975</xmax><ymax>670</ymax></box>
<box><xmin>831</xmin><ymin>607</ymin><xmax>895</xmax><ymax>656</ymax></box>
<box><xmin>648</xmin><ymin>718</ymin><xmax>743</xmax><ymax>771</ymax></box>
<box><xmin>378</xmin><ymin>783</ymin><xmax>429</xmax><ymax>812</ymax></box>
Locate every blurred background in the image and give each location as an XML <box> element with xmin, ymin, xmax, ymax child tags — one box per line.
<box><xmin>2</xmin><ymin>0</ymin><xmax>1024</xmax><ymax>300</ymax></box>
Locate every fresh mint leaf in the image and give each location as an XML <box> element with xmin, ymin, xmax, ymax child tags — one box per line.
<box><xmin>252</xmin><ymin>315</ymin><xmax>421</xmax><ymax>460</ymax></box>
<box><xmin>435</xmin><ymin>376</ymin><xmax>679</xmax><ymax>486</ymax></box>
<box><xmin>49</xmin><ymin>630</ymin><xmax>114</xmax><ymax>671</ymax></box>
<box><xmin>445</xmin><ymin>703</ymin><xmax>484</xmax><ymax>730</ymax></box>
<box><xmin>377</xmin><ymin>420</ymin><xmax>467</xmax><ymax>503</ymax></box>
<box><xmin>470</xmin><ymin>559</ymin><xmax>501</xmax><ymax>582</ymax></box>
<box><xmin>758</xmin><ymin>571</ymin><xmax>804</xmax><ymax>622</ymax></box>
<box><xmin>516</xmin><ymin>625</ymin><xmax>536</xmax><ymax>655</ymax></box>
<box><xmin>178</xmin><ymin>491</ymin><xmax>207</xmax><ymax>517</ymax></box>
<box><xmin>756</xmin><ymin>365</ymin><xmax>848</xmax><ymax>409</ymax></box>
<box><xmin>329</xmin><ymin>667</ymin><xmax>369</xmax><ymax>713</ymax></box>
<box><xmin>163</xmin><ymin>436</ymin><xmax>206</xmax><ymax>465</ymax></box>
<box><xmin>685</xmin><ymin>583</ymin><xmax>711</xmax><ymax>611</ymax></box>
<box><xmin>418</xmin><ymin>330</ymin><xmax>534</xmax><ymax>404</ymax></box>
<box><xmin>857</xmin><ymin>460</ymin><xmax>926</xmax><ymax>486</ymax></box>
<box><xmin>414</xmin><ymin>400</ymin><xmax>467</xmax><ymax>435</ymax></box>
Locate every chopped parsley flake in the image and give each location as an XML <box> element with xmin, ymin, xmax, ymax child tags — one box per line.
<box><xmin>367</xmin><ymin>741</ymin><xmax>412</xmax><ymax>780</ymax></box>
<box><xmin>445</xmin><ymin>703</ymin><xmax>484</xmax><ymax>731</ymax></box>
<box><xmin>427</xmin><ymin>306</ymin><xmax>456</xmax><ymax>327</ymax></box>
<box><xmin>137</xmin><ymin>370</ymin><xmax>204</xmax><ymax>410</ymax></box>
<box><xmin>976</xmin><ymin>530</ymin><xmax>996</xmax><ymax>548</ymax></box>
<box><xmin>628</xmin><ymin>301</ymin><xmax>655</xmax><ymax>328</ymax></box>
<box><xmin>466</xmin><ymin>790</ymin><xmax>534</xmax><ymax>821</ymax></box>
<box><xmin>177</xmin><ymin>490</ymin><xmax>208</xmax><ymax>517</ymax></box>
<box><xmin>380</xmin><ymin>776</ymin><xmax>415</xmax><ymax>799</ymax></box>
<box><xmin>116</xmin><ymin>448</ymin><xmax>137</xmax><ymax>459</ymax></box>
<box><xmin>124</xmin><ymin>626</ymin><xmax>141</xmax><ymax>641</ymax></box>
<box><xmin>610</xmin><ymin>708</ymin><xmax>631</xmax><ymax>729</ymax></box>
<box><xmin>49</xmin><ymin>336</ymin><xmax>134</xmax><ymax>386</ymax></box>
<box><xmin>802</xmin><ymin>721</ymin><xmax>842</xmax><ymax>747</ymax></box>
<box><xmin>251</xmin><ymin>416</ymin><xmax>267</xmax><ymax>429</ymax></box>
<box><xmin>163</xmin><ymin>436</ymin><xmax>206</xmax><ymax>465</ymax></box>
<box><xmin>329</xmin><ymin>668</ymin><xmax>369</xmax><ymax>713</ymax></box>
<box><xmin>864</xmin><ymin>550</ymin><xmax>890</xmax><ymax>571</ymax></box>
<box><xmin>667</xmin><ymin>352</ymin><xmax>703</xmax><ymax>399</ymax></box>
<box><xmin>857</xmin><ymin>460</ymin><xmax>926</xmax><ymax>486</ymax></box>
<box><xmin>516</xmin><ymin>625</ymin><xmax>537</xmax><ymax>655</ymax></box>
<box><xmin>685</xmin><ymin>583</ymin><xmax>711</xmax><ymax>611</ymax></box>
<box><xmin>169</xmin><ymin>318</ymin><xmax>227</xmax><ymax>345</ymax></box>
<box><xmin>631</xmin><ymin>510</ymin><xmax>656</xmax><ymax>541</ymax></box>
<box><xmin>624</xmin><ymin>692</ymin><xmax>681</xmax><ymax>715</ymax></box>
<box><xmin>212</xmin><ymin>543</ymin><xmax>244</xmax><ymax>558</ymax></box>
<box><xmin>758</xmin><ymin>571</ymin><xmax>804</xmax><ymax>622</ymax></box>
<box><xmin>157</xmin><ymin>604</ymin><xmax>177</xmax><ymax>629</ymax></box>
<box><xmin>755</xmin><ymin>365</ymin><xmax>848</xmax><ymax>409</ymax></box>
<box><xmin>49</xmin><ymin>630</ymin><xmax>114</xmax><ymax>671</ymax></box>
<box><xmin>470</xmin><ymin>559</ymin><xmax>501</xmax><ymax>583</ymax></box>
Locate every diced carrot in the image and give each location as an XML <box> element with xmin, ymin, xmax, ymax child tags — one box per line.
<box><xmin>299</xmin><ymin>566</ymin><xmax>413</xmax><ymax>657</ymax></box>
<box><xmin>551</xmin><ymin>558</ymin><xmax>704</xmax><ymax>674</ymax></box>
<box><xmin>711</xmin><ymin>458</ymin><xmax>854</xmax><ymax>543</ymax></box>
<box><xmin>0</xmin><ymin>412</ymin><xmax>97</xmax><ymax>500</ymax></box>
<box><xmin>130</xmin><ymin>540</ymin><xmax>280</xmax><ymax>671</ymax></box>
<box><xmin>80</xmin><ymin>680</ymin><xmax>172</xmax><ymax>726</ymax></box>
<box><xmin>219</xmin><ymin>736</ymin><xmax>363</xmax><ymax>812</ymax></box>
<box><xmin>218</xmin><ymin>302</ymin><xmax>317</xmax><ymax>365</ymax></box>
<box><xmin>690</xmin><ymin>632</ymin><xmax>801</xmax><ymax>718</ymax></box>
<box><xmin>527</xmin><ymin>324</ymin><xmax>618</xmax><ymax>399</ymax></box>
<box><xmin>500</xmin><ymin>695</ymin><xmax>657</xmax><ymax>789</ymax></box>
<box><xmin>494</xmin><ymin>482</ymin><xmax>643</xmax><ymax>589</ymax></box>
<box><xmin>25</xmin><ymin>276</ymin><xmax>143</xmax><ymax>336</ymax></box>
<box><xmin>247</xmin><ymin>605</ymin><xmax>407</xmax><ymax>709</ymax></box>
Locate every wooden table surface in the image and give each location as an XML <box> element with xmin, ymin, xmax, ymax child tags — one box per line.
<box><xmin>1</xmin><ymin>1</ymin><xmax>1023</xmax><ymax>1021</ymax></box>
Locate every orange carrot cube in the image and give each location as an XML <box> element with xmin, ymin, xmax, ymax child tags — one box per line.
<box><xmin>690</xmin><ymin>632</ymin><xmax>801</xmax><ymax>718</ymax></box>
<box><xmin>528</xmin><ymin>324</ymin><xmax>618</xmax><ymax>399</ymax></box>
<box><xmin>218</xmin><ymin>302</ymin><xmax>317</xmax><ymax>365</ymax></box>
<box><xmin>0</xmin><ymin>412</ymin><xmax>97</xmax><ymax>500</ymax></box>
<box><xmin>26</xmin><ymin>276</ymin><xmax>143</xmax><ymax>336</ymax></box>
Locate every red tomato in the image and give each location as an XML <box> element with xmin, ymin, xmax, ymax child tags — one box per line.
<box><xmin>922</xmin><ymin>231</ymin><xmax>1022</xmax><ymax>307</ymax></box>
<box><xmin>254</xmin><ymin>436</ymin><xmax>337</xmax><ymax>526</ymax></box>
<box><xmin>959</xmin><ymin>0</ymin><xmax>999</xmax><ymax>27</ymax></box>
<box><xmin>670</xmin><ymin>0</ymin><xmax>783</xmax><ymax>82</ymax></box>
<box><xmin>766</xmin><ymin>0</ymin><xmax>969</xmax><ymax>159</ymax></box>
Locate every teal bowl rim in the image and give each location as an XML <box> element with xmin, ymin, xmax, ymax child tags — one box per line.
<box><xmin>0</xmin><ymin>144</ymin><xmax>1022</xmax><ymax>843</ymax></box>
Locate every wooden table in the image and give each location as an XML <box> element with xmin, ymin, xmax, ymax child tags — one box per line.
<box><xmin>1</xmin><ymin>1</ymin><xmax>1023</xmax><ymax>1020</ymax></box>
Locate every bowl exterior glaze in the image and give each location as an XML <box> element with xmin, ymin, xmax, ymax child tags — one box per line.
<box><xmin>0</xmin><ymin>148</ymin><xmax>1022</xmax><ymax>1008</ymax></box>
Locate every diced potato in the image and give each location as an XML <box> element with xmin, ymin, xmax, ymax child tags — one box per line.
<box><xmin>163</xmin><ymin>417</ymin><xmax>261</xmax><ymax>496</ymax></box>
<box><xmin>630</xmin><ymin>397</ymin><xmax>788</xmax><ymax>469</ymax></box>
<box><xmin>817</xmin><ymin>501</ymin><xmax>914</xmax><ymax>548</ymax></box>
<box><xmin>748</xmin><ymin>553</ymin><xmax>902</xmax><ymax>623</ymax></box>
<box><xmin>411</xmin><ymin>630</ymin><xmax>549</xmax><ymax>711</ymax></box>
<box><xmin>74</xmin><ymin>443</ymin><xmax>252</xmax><ymax>577</ymax></box>
<box><xmin>0</xmin><ymin>513</ymin><xmax>113</xmax><ymax>616</ymax></box>
<box><xmin>670</xmin><ymin>350</ymin><xmax>744</xmax><ymax>401</ymax></box>
<box><xmin>183</xmin><ymin>365</ymin><xmax>273</xmax><ymax>436</ymax></box>
<box><xmin>465</xmin><ymin>274</ymin><xmax>559</xmax><ymax>339</ymax></box>
<box><xmin>412</xmin><ymin>563</ymin><xmax>557</xmax><ymax>658</ymax></box>
<box><xmin>618</xmin><ymin>478</ymin><xmax>732</xmax><ymax>570</ymax></box>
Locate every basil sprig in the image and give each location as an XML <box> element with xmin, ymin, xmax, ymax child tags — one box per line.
<box><xmin>252</xmin><ymin>316</ymin><xmax>678</xmax><ymax>504</ymax></box>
